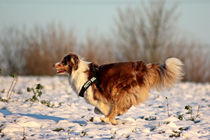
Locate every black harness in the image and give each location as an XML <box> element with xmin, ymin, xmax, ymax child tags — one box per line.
<box><xmin>78</xmin><ymin>63</ymin><xmax>102</xmax><ymax>97</ymax></box>
<box><xmin>79</xmin><ymin>76</ymin><xmax>97</xmax><ymax>97</ymax></box>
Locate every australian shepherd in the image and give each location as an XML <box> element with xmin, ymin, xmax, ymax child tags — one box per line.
<box><xmin>53</xmin><ymin>53</ymin><xmax>183</xmax><ymax>125</ymax></box>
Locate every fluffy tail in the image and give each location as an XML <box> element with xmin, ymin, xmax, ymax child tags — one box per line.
<box><xmin>146</xmin><ymin>58</ymin><xmax>184</xmax><ymax>89</ymax></box>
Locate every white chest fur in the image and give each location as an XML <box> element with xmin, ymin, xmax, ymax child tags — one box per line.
<box><xmin>68</xmin><ymin>60</ymin><xmax>110</xmax><ymax>115</ymax></box>
<box><xmin>68</xmin><ymin>60</ymin><xmax>89</xmax><ymax>94</ymax></box>
<box><xmin>68</xmin><ymin>61</ymin><xmax>97</xmax><ymax>104</ymax></box>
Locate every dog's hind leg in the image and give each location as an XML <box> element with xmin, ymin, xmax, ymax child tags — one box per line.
<box><xmin>100</xmin><ymin>105</ymin><xmax>119</xmax><ymax>125</ymax></box>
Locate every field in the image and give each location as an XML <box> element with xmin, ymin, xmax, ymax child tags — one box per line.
<box><xmin>0</xmin><ymin>76</ymin><xmax>209</xmax><ymax>139</ymax></box>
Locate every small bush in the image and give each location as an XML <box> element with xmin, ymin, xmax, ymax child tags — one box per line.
<box><xmin>26</xmin><ymin>84</ymin><xmax>44</xmax><ymax>102</ymax></box>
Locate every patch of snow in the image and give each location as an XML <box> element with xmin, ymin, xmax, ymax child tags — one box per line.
<box><xmin>0</xmin><ymin>76</ymin><xmax>209</xmax><ymax>139</ymax></box>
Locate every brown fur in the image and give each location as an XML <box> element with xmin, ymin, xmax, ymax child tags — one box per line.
<box><xmin>54</xmin><ymin>53</ymin><xmax>183</xmax><ymax>125</ymax></box>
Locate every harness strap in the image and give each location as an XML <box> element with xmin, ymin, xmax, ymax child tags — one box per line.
<box><xmin>79</xmin><ymin>77</ymin><xmax>97</xmax><ymax>97</ymax></box>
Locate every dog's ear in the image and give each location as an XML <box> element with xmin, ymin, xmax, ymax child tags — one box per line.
<box><xmin>62</xmin><ymin>55</ymin><xmax>71</xmax><ymax>65</ymax></box>
<box><xmin>70</xmin><ymin>54</ymin><xmax>79</xmax><ymax>70</ymax></box>
<box><xmin>62</xmin><ymin>53</ymin><xmax>79</xmax><ymax>70</ymax></box>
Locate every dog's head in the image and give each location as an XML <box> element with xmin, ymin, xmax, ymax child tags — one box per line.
<box><xmin>53</xmin><ymin>53</ymin><xmax>79</xmax><ymax>75</ymax></box>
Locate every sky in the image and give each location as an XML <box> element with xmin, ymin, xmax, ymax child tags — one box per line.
<box><xmin>0</xmin><ymin>0</ymin><xmax>210</xmax><ymax>46</ymax></box>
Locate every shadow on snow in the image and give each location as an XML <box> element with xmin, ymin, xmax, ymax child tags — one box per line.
<box><xmin>0</xmin><ymin>107</ymin><xmax>66</xmax><ymax>122</ymax></box>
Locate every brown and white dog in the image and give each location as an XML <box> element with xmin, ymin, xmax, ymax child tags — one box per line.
<box><xmin>53</xmin><ymin>53</ymin><xmax>183</xmax><ymax>125</ymax></box>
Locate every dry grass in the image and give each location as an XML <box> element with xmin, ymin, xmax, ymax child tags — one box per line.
<box><xmin>79</xmin><ymin>33</ymin><xmax>115</xmax><ymax>65</ymax></box>
<box><xmin>112</xmin><ymin>0</ymin><xmax>210</xmax><ymax>82</ymax></box>
<box><xmin>158</xmin><ymin>39</ymin><xmax>210</xmax><ymax>82</ymax></box>
<box><xmin>0</xmin><ymin>24</ymin><xmax>209</xmax><ymax>82</ymax></box>
<box><xmin>181</xmin><ymin>45</ymin><xmax>210</xmax><ymax>82</ymax></box>
<box><xmin>0</xmin><ymin>0</ymin><xmax>209</xmax><ymax>82</ymax></box>
<box><xmin>23</xmin><ymin>24</ymin><xmax>75</xmax><ymax>75</ymax></box>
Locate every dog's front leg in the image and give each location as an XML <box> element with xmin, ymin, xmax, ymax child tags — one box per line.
<box><xmin>100</xmin><ymin>105</ymin><xmax>118</xmax><ymax>125</ymax></box>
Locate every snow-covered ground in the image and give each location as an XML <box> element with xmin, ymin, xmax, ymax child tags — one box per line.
<box><xmin>0</xmin><ymin>76</ymin><xmax>209</xmax><ymax>139</ymax></box>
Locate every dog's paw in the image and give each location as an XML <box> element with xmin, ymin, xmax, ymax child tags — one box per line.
<box><xmin>100</xmin><ymin>117</ymin><xmax>118</xmax><ymax>125</ymax></box>
<box><xmin>111</xmin><ymin>119</ymin><xmax>118</xmax><ymax>125</ymax></box>
<box><xmin>100</xmin><ymin>117</ymin><xmax>109</xmax><ymax>123</ymax></box>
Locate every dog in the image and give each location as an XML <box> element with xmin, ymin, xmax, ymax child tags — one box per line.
<box><xmin>53</xmin><ymin>53</ymin><xmax>183</xmax><ymax>125</ymax></box>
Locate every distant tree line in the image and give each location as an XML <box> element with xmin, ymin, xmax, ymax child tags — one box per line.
<box><xmin>0</xmin><ymin>0</ymin><xmax>209</xmax><ymax>82</ymax></box>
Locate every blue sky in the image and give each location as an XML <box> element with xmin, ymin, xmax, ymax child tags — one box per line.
<box><xmin>0</xmin><ymin>0</ymin><xmax>210</xmax><ymax>45</ymax></box>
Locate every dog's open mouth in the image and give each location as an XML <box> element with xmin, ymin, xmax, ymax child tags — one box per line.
<box><xmin>56</xmin><ymin>69</ymin><xmax>66</xmax><ymax>74</ymax></box>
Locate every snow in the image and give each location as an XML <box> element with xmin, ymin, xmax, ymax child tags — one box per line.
<box><xmin>0</xmin><ymin>76</ymin><xmax>209</xmax><ymax>139</ymax></box>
